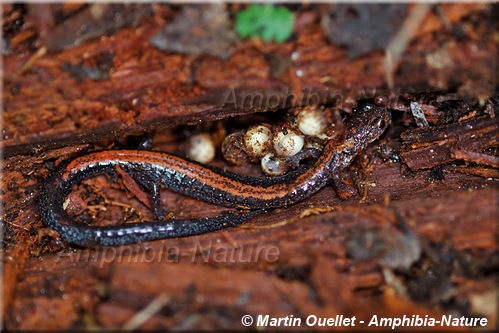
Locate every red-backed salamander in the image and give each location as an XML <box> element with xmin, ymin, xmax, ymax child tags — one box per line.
<box><xmin>39</xmin><ymin>105</ymin><xmax>391</xmax><ymax>247</ymax></box>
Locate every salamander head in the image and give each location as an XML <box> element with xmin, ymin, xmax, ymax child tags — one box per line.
<box><xmin>345</xmin><ymin>104</ymin><xmax>391</xmax><ymax>149</ymax></box>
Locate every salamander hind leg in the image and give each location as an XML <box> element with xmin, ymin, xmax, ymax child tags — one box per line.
<box><xmin>117</xmin><ymin>166</ymin><xmax>168</xmax><ymax>220</ymax></box>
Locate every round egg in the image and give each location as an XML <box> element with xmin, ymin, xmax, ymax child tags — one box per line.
<box><xmin>186</xmin><ymin>133</ymin><xmax>215</xmax><ymax>164</ymax></box>
<box><xmin>273</xmin><ymin>127</ymin><xmax>304</xmax><ymax>157</ymax></box>
<box><xmin>261</xmin><ymin>153</ymin><xmax>289</xmax><ymax>176</ymax></box>
<box><xmin>243</xmin><ymin>124</ymin><xmax>272</xmax><ymax>158</ymax></box>
<box><xmin>297</xmin><ymin>106</ymin><xmax>326</xmax><ymax>136</ymax></box>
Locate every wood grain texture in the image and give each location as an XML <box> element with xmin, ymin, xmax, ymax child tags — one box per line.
<box><xmin>2</xmin><ymin>3</ymin><xmax>497</xmax><ymax>330</ymax></box>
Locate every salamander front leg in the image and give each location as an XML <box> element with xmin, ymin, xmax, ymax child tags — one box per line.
<box><xmin>286</xmin><ymin>148</ymin><xmax>322</xmax><ymax>168</ymax></box>
<box><xmin>331</xmin><ymin>173</ymin><xmax>358</xmax><ymax>200</ymax></box>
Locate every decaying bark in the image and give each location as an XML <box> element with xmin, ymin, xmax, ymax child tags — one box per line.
<box><xmin>2</xmin><ymin>3</ymin><xmax>497</xmax><ymax>330</ymax></box>
<box><xmin>400</xmin><ymin>115</ymin><xmax>498</xmax><ymax>171</ymax></box>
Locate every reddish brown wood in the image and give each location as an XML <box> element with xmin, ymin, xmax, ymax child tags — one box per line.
<box><xmin>2</xmin><ymin>3</ymin><xmax>497</xmax><ymax>331</ymax></box>
<box><xmin>400</xmin><ymin>116</ymin><xmax>498</xmax><ymax>170</ymax></box>
<box><xmin>2</xmin><ymin>4</ymin><xmax>495</xmax><ymax>158</ymax></box>
<box><xmin>4</xmin><ymin>187</ymin><xmax>497</xmax><ymax>330</ymax></box>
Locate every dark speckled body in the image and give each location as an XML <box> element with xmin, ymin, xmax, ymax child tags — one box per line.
<box><xmin>39</xmin><ymin>106</ymin><xmax>391</xmax><ymax>246</ymax></box>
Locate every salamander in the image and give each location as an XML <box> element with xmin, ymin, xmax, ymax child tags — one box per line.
<box><xmin>39</xmin><ymin>105</ymin><xmax>391</xmax><ymax>247</ymax></box>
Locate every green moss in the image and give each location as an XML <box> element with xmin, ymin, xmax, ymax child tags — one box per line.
<box><xmin>235</xmin><ymin>4</ymin><xmax>295</xmax><ymax>43</ymax></box>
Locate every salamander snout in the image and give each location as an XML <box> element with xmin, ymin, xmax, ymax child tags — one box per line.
<box><xmin>347</xmin><ymin>106</ymin><xmax>391</xmax><ymax>148</ymax></box>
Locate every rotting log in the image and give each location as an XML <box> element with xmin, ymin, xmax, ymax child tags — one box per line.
<box><xmin>2</xmin><ymin>3</ymin><xmax>497</xmax><ymax>331</ymax></box>
<box><xmin>4</xmin><ymin>186</ymin><xmax>497</xmax><ymax>330</ymax></box>
<box><xmin>2</xmin><ymin>3</ymin><xmax>495</xmax><ymax>158</ymax></box>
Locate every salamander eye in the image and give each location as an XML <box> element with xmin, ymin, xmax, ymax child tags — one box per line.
<box><xmin>374</xmin><ymin>116</ymin><xmax>386</xmax><ymax>130</ymax></box>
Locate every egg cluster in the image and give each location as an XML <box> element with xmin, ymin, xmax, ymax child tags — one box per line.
<box><xmin>222</xmin><ymin>106</ymin><xmax>339</xmax><ymax>175</ymax></box>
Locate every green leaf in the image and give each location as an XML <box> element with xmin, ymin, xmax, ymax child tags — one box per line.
<box><xmin>235</xmin><ymin>4</ymin><xmax>295</xmax><ymax>43</ymax></box>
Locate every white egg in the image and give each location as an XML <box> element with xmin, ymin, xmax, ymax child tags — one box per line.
<box><xmin>297</xmin><ymin>107</ymin><xmax>326</xmax><ymax>136</ymax></box>
<box><xmin>187</xmin><ymin>133</ymin><xmax>215</xmax><ymax>164</ymax></box>
<box><xmin>261</xmin><ymin>153</ymin><xmax>289</xmax><ymax>176</ymax></box>
<box><xmin>243</xmin><ymin>125</ymin><xmax>272</xmax><ymax>158</ymax></box>
<box><xmin>273</xmin><ymin>128</ymin><xmax>304</xmax><ymax>157</ymax></box>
